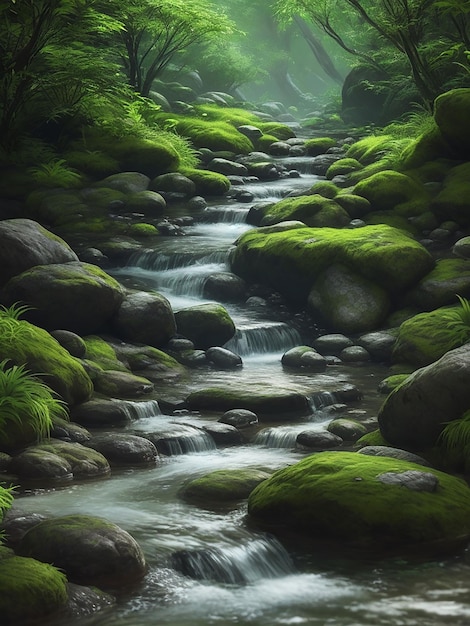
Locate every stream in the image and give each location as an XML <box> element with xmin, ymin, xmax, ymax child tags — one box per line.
<box><xmin>12</xmin><ymin>156</ymin><xmax>470</xmax><ymax>625</ymax></box>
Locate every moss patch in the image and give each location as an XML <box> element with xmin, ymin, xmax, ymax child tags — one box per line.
<box><xmin>179</xmin><ymin>167</ymin><xmax>230</xmax><ymax>196</ymax></box>
<box><xmin>0</xmin><ymin>555</ymin><xmax>68</xmax><ymax>623</ymax></box>
<box><xmin>180</xmin><ymin>468</ymin><xmax>271</xmax><ymax>506</ymax></box>
<box><xmin>248</xmin><ymin>451</ymin><xmax>470</xmax><ymax>550</ymax></box>
<box><xmin>304</xmin><ymin>137</ymin><xmax>337</xmax><ymax>156</ymax></box>
<box><xmin>260</xmin><ymin>195</ymin><xmax>350</xmax><ymax>229</ymax></box>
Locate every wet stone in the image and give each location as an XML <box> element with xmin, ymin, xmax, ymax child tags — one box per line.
<box><xmin>296</xmin><ymin>430</ymin><xmax>343</xmax><ymax>450</ymax></box>
<box><xmin>219</xmin><ymin>409</ymin><xmax>259</xmax><ymax>429</ymax></box>
<box><xmin>377</xmin><ymin>470</ymin><xmax>439</xmax><ymax>492</ymax></box>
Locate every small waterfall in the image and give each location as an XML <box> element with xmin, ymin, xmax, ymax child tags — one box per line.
<box><xmin>170</xmin><ymin>536</ymin><xmax>295</xmax><ymax>584</ymax></box>
<box><xmin>154</xmin><ymin>262</ymin><xmax>227</xmax><ymax>297</ymax></box>
<box><xmin>126</xmin><ymin>249</ymin><xmax>229</xmax><ymax>271</ymax></box>
<box><xmin>309</xmin><ymin>391</ymin><xmax>337</xmax><ymax>411</ymax></box>
<box><xmin>200</xmin><ymin>206</ymin><xmax>251</xmax><ymax>224</ymax></box>
<box><xmin>224</xmin><ymin>322</ymin><xmax>302</xmax><ymax>357</ymax></box>
<box><xmin>122</xmin><ymin>399</ymin><xmax>162</xmax><ymax>420</ymax></box>
<box><xmin>254</xmin><ymin>426</ymin><xmax>300</xmax><ymax>449</ymax></box>
<box><xmin>146</xmin><ymin>424</ymin><xmax>217</xmax><ymax>456</ymax></box>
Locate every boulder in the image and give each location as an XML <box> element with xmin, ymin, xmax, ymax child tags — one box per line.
<box><xmin>218</xmin><ymin>409</ymin><xmax>258</xmax><ymax>429</ymax></box>
<box><xmin>206</xmin><ymin>346</ymin><xmax>242</xmax><ymax>369</ymax></box>
<box><xmin>180</xmin><ymin>468</ymin><xmax>272</xmax><ymax>506</ymax></box>
<box><xmin>260</xmin><ymin>195</ymin><xmax>350</xmax><ymax>228</ymax></box>
<box><xmin>0</xmin><ymin>219</ymin><xmax>78</xmax><ymax>287</ymax></box>
<box><xmin>434</xmin><ymin>88</ymin><xmax>470</xmax><ymax>158</ymax></box>
<box><xmin>207</xmin><ymin>158</ymin><xmax>248</xmax><ymax>176</ymax></box>
<box><xmin>295</xmin><ymin>430</ymin><xmax>343</xmax><ymax>450</ymax></box>
<box><xmin>150</xmin><ymin>172</ymin><xmax>196</xmax><ymax>197</ymax></box>
<box><xmin>50</xmin><ymin>330</ymin><xmax>87</xmax><ymax>358</ymax></box>
<box><xmin>327</xmin><ymin>418</ymin><xmax>368</xmax><ymax>442</ymax></box>
<box><xmin>313</xmin><ymin>333</ymin><xmax>353</xmax><ymax>356</ymax></box>
<box><xmin>248</xmin><ymin>451</ymin><xmax>470</xmax><ymax>550</ymax></box>
<box><xmin>175</xmin><ymin>303</ymin><xmax>236</xmax><ymax>350</ymax></box>
<box><xmin>404</xmin><ymin>258</ymin><xmax>470</xmax><ymax>311</ymax></box>
<box><xmin>70</xmin><ymin>399</ymin><xmax>133</xmax><ymax>427</ymax></box>
<box><xmin>112</xmin><ymin>290</ymin><xmax>176</xmax><ymax>348</ymax></box>
<box><xmin>281</xmin><ymin>346</ymin><xmax>327</xmax><ymax>372</ymax></box>
<box><xmin>201</xmin><ymin>423</ymin><xmax>243</xmax><ymax>446</ymax></box>
<box><xmin>95</xmin><ymin>172</ymin><xmax>150</xmax><ymax>194</ymax></box>
<box><xmin>356</xmin><ymin>331</ymin><xmax>397</xmax><ymax>361</ymax></box>
<box><xmin>83</xmin><ymin>433</ymin><xmax>158</xmax><ymax>467</ymax></box>
<box><xmin>2</xmin><ymin>262</ymin><xmax>125</xmax><ymax>335</ymax></box>
<box><xmin>203</xmin><ymin>272</ymin><xmax>247</xmax><ymax>302</ymax></box>
<box><xmin>17</xmin><ymin>514</ymin><xmax>146</xmax><ymax>588</ymax></box>
<box><xmin>124</xmin><ymin>190</ymin><xmax>166</xmax><ymax>215</ymax></box>
<box><xmin>378</xmin><ymin>344</ymin><xmax>470</xmax><ymax>449</ymax></box>
<box><xmin>431</xmin><ymin>162</ymin><xmax>470</xmax><ymax>227</ymax></box>
<box><xmin>93</xmin><ymin>370</ymin><xmax>154</xmax><ymax>397</ymax></box>
<box><xmin>308</xmin><ymin>264</ymin><xmax>390</xmax><ymax>333</ymax></box>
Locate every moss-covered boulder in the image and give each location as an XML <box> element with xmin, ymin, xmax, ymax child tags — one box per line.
<box><xmin>175</xmin><ymin>303</ymin><xmax>235</xmax><ymax>350</ymax></box>
<box><xmin>18</xmin><ymin>514</ymin><xmax>146</xmax><ymax>588</ymax></box>
<box><xmin>186</xmin><ymin>385</ymin><xmax>311</xmax><ymax>418</ymax></box>
<box><xmin>0</xmin><ymin>219</ymin><xmax>78</xmax><ymax>287</ymax></box>
<box><xmin>110</xmin><ymin>341</ymin><xmax>184</xmax><ymax>379</ymax></box>
<box><xmin>180</xmin><ymin>468</ymin><xmax>272</xmax><ymax>507</ymax></box>
<box><xmin>353</xmin><ymin>170</ymin><xmax>430</xmax><ymax>217</ymax></box>
<box><xmin>431</xmin><ymin>162</ymin><xmax>470</xmax><ymax>226</ymax></box>
<box><xmin>326</xmin><ymin>157</ymin><xmax>363</xmax><ymax>179</ymax></box>
<box><xmin>404</xmin><ymin>258</ymin><xmax>470</xmax><ymax>311</ymax></box>
<box><xmin>93</xmin><ymin>369</ymin><xmax>154</xmax><ymax>397</ymax></box>
<box><xmin>392</xmin><ymin>305</ymin><xmax>470</xmax><ymax>367</ymax></box>
<box><xmin>94</xmin><ymin>172</ymin><xmax>150</xmax><ymax>194</ymax></box>
<box><xmin>2</xmin><ymin>262</ymin><xmax>125</xmax><ymax>335</ymax></box>
<box><xmin>230</xmin><ymin>225</ymin><xmax>433</xmax><ymax>305</ymax></box>
<box><xmin>308</xmin><ymin>263</ymin><xmax>390</xmax><ymax>333</ymax></box>
<box><xmin>259</xmin><ymin>195</ymin><xmax>350</xmax><ymax>228</ymax></box>
<box><xmin>0</xmin><ymin>316</ymin><xmax>93</xmax><ymax>405</ymax></box>
<box><xmin>179</xmin><ymin>167</ymin><xmax>231</xmax><ymax>196</ymax></box>
<box><xmin>83</xmin><ymin>335</ymin><xmax>127</xmax><ymax>371</ymax></box>
<box><xmin>304</xmin><ymin>137</ymin><xmax>337</xmax><ymax>156</ymax></box>
<box><xmin>124</xmin><ymin>190</ymin><xmax>166</xmax><ymax>215</ymax></box>
<box><xmin>112</xmin><ymin>290</ymin><xmax>176</xmax><ymax>348</ymax></box>
<box><xmin>171</xmin><ymin>117</ymin><xmax>254</xmax><ymax>153</ymax></box>
<box><xmin>93</xmin><ymin>136</ymin><xmax>179</xmax><ymax>177</ymax></box>
<box><xmin>0</xmin><ymin>555</ymin><xmax>68</xmax><ymax>624</ymax></box>
<box><xmin>248</xmin><ymin>451</ymin><xmax>470</xmax><ymax>551</ymax></box>
<box><xmin>379</xmin><ymin>344</ymin><xmax>470</xmax><ymax>450</ymax></box>
<box><xmin>434</xmin><ymin>88</ymin><xmax>470</xmax><ymax>159</ymax></box>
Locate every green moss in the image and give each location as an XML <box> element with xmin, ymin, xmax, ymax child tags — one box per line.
<box><xmin>326</xmin><ymin>157</ymin><xmax>363</xmax><ymax>179</ymax></box>
<box><xmin>404</xmin><ymin>158</ymin><xmax>454</xmax><ymax>184</ymax></box>
<box><xmin>256</xmin><ymin>122</ymin><xmax>295</xmax><ymax>141</ymax></box>
<box><xmin>256</xmin><ymin>134</ymin><xmax>280</xmax><ymax>151</ymax></box>
<box><xmin>83</xmin><ymin>336</ymin><xmax>127</xmax><ymax>372</ymax></box>
<box><xmin>431</xmin><ymin>162</ymin><xmax>470</xmax><ymax>226</ymax></box>
<box><xmin>33</xmin><ymin>440</ymin><xmax>110</xmax><ymax>477</ymax></box>
<box><xmin>180</xmin><ymin>468</ymin><xmax>271</xmax><ymax>505</ymax></box>
<box><xmin>392</xmin><ymin>306</ymin><xmax>470</xmax><ymax>366</ymax></box>
<box><xmin>129</xmin><ymin>223</ymin><xmax>159</xmax><ymax>237</ymax></box>
<box><xmin>193</xmin><ymin>104</ymin><xmax>261</xmax><ymax>127</ymax></box>
<box><xmin>163</xmin><ymin>114</ymin><xmax>254</xmax><ymax>153</ymax></box>
<box><xmin>65</xmin><ymin>150</ymin><xmax>120</xmax><ymax>177</ymax></box>
<box><xmin>438</xmin><ymin>409</ymin><xmax>470</xmax><ymax>472</ymax></box>
<box><xmin>365</xmin><ymin>211</ymin><xmax>418</xmax><ymax>234</ymax></box>
<box><xmin>378</xmin><ymin>374</ymin><xmax>410</xmax><ymax>395</ymax></box>
<box><xmin>347</xmin><ymin>135</ymin><xmax>397</xmax><ymax>165</ymax></box>
<box><xmin>179</xmin><ymin>167</ymin><xmax>230</xmax><ymax>195</ymax></box>
<box><xmin>356</xmin><ymin>429</ymin><xmax>390</xmax><ymax>446</ymax></box>
<box><xmin>248</xmin><ymin>451</ymin><xmax>470</xmax><ymax>549</ymax></box>
<box><xmin>353</xmin><ymin>170</ymin><xmax>430</xmax><ymax>217</ymax></box>
<box><xmin>260</xmin><ymin>195</ymin><xmax>350</xmax><ymax>228</ymax></box>
<box><xmin>399</xmin><ymin>125</ymin><xmax>455</xmax><ymax>170</ymax></box>
<box><xmin>405</xmin><ymin>258</ymin><xmax>470</xmax><ymax>310</ymax></box>
<box><xmin>434</xmin><ymin>88</ymin><xmax>470</xmax><ymax>158</ymax></box>
<box><xmin>309</xmin><ymin>181</ymin><xmax>339</xmax><ymax>198</ymax></box>
<box><xmin>231</xmin><ymin>225</ymin><xmax>434</xmax><ymax>302</ymax></box>
<box><xmin>0</xmin><ymin>555</ymin><xmax>68</xmax><ymax>623</ymax></box>
<box><xmin>304</xmin><ymin>137</ymin><xmax>337</xmax><ymax>156</ymax></box>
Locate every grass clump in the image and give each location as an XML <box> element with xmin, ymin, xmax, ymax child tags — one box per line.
<box><xmin>28</xmin><ymin>159</ymin><xmax>83</xmax><ymax>189</ymax></box>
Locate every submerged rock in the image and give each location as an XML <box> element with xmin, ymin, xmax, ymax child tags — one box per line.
<box><xmin>180</xmin><ymin>468</ymin><xmax>272</xmax><ymax>506</ymax></box>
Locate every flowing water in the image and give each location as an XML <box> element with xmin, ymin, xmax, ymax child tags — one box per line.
<box><xmin>13</xmin><ymin>160</ymin><xmax>470</xmax><ymax>625</ymax></box>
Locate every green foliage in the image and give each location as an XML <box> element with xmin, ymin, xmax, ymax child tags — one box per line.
<box><xmin>0</xmin><ymin>485</ymin><xmax>14</xmax><ymax>524</ymax></box>
<box><xmin>445</xmin><ymin>295</ymin><xmax>470</xmax><ymax>342</ymax></box>
<box><xmin>28</xmin><ymin>159</ymin><xmax>83</xmax><ymax>188</ymax></box>
<box><xmin>439</xmin><ymin>410</ymin><xmax>470</xmax><ymax>471</ymax></box>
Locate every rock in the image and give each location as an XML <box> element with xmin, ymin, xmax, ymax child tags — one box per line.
<box><xmin>434</xmin><ymin>88</ymin><xmax>470</xmax><ymax>158</ymax></box>
<box><xmin>207</xmin><ymin>158</ymin><xmax>248</xmax><ymax>176</ymax></box>
<box><xmin>356</xmin><ymin>331</ymin><xmax>397</xmax><ymax>361</ymax></box>
<box><xmin>378</xmin><ymin>344</ymin><xmax>470</xmax><ymax>449</ymax></box>
<box><xmin>327</xmin><ymin>418</ymin><xmax>368</xmax><ymax>441</ymax></box>
<box><xmin>110</xmin><ymin>340</ymin><xmax>183</xmax><ymax>379</ymax></box>
<box><xmin>50</xmin><ymin>416</ymin><xmax>91</xmax><ymax>443</ymax></box>
<box><xmin>93</xmin><ymin>370</ymin><xmax>154</xmax><ymax>397</ymax></box>
<box><xmin>150</xmin><ymin>172</ymin><xmax>196</xmax><ymax>197</ymax></box>
<box><xmin>1</xmin><ymin>512</ymin><xmax>49</xmax><ymax>548</ymax></box>
<box><xmin>377</xmin><ymin>470</ymin><xmax>438</xmax><ymax>492</ymax></box>
<box><xmin>124</xmin><ymin>190</ymin><xmax>166</xmax><ymax>215</ymax></box>
<box><xmin>203</xmin><ymin>272</ymin><xmax>247</xmax><ymax>302</ymax></box>
<box><xmin>453</xmin><ymin>236</ymin><xmax>470</xmax><ymax>258</ymax></box>
<box><xmin>186</xmin><ymin>386</ymin><xmax>311</xmax><ymax>418</ymax></box>
<box><xmin>248</xmin><ymin>451</ymin><xmax>470</xmax><ymax>550</ymax></box>
<box><xmin>237</xmin><ymin>125</ymin><xmax>263</xmax><ymax>140</ymax></box>
<box><xmin>83</xmin><ymin>433</ymin><xmax>158</xmax><ymax>467</ymax></box>
<box><xmin>17</xmin><ymin>514</ymin><xmax>146</xmax><ymax>588</ymax></box>
<box><xmin>2</xmin><ymin>262</ymin><xmax>124</xmax><ymax>335</ymax></box>
<box><xmin>0</xmin><ymin>555</ymin><xmax>68</xmax><ymax>624</ymax></box>
<box><xmin>281</xmin><ymin>346</ymin><xmax>327</xmax><ymax>372</ymax></box>
<box><xmin>296</xmin><ymin>430</ymin><xmax>343</xmax><ymax>450</ymax></box>
<box><xmin>175</xmin><ymin>303</ymin><xmax>236</xmax><ymax>350</ymax></box>
<box><xmin>95</xmin><ymin>172</ymin><xmax>150</xmax><ymax>194</ymax></box>
<box><xmin>260</xmin><ymin>195</ymin><xmax>350</xmax><ymax>228</ymax></box>
<box><xmin>206</xmin><ymin>346</ymin><xmax>242</xmax><ymax>369</ymax></box>
<box><xmin>180</xmin><ymin>468</ymin><xmax>272</xmax><ymax>506</ymax></box>
<box><xmin>65</xmin><ymin>583</ymin><xmax>115</xmax><ymax>620</ymax></box>
<box><xmin>202</xmin><ymin>423</ymin><xmax>243</xmax><ymax>446</ymax></box>
<box><xmin>50</xmin><ymin>330</ymin><xmax>87</xmax><ymax>358</ymax></box>
<box><xmin>313</xmin><ymin>334</ymin><xmax>354</xmax><ymax>356</ymax></box>
<box><xmin>339</xmin><ymin>345</ymin><xmax>371</xmax><ymax>362</ymax></box>
<box><xmin>309</xmin><ymin>264</ymin><xmax>389</xmax><ymax>334</ymax></box>
<box><xmin>335</xmin><ymin>193</ymin><xmax>371</xmax><ymax>218</ymax></box>
<box><xmin>358</xmin><ymin>445</ymin><xmax>432</xmax><ymax>467</ymax></box>
<box><xmin>218</xmin><ymin>409</ymin><xmax>258</xmax><ymax>429</ymax></box>
<box><xmin>404</xmin><ymin>258</ymin><xmax>470</xmax><ymax>310</ymax></box>
<box><xmin>112</xmin><ymin>290</ymin><xmax>176</xmax><ymax>348</ymax></box>
<box><xmin>70</xmin><ymin>399</ymin><xmax>132</xmax><ymax>427</ymax></box>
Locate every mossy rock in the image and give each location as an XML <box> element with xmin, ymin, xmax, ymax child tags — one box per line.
<box><xmin>431</xmin><ymin>162</ymin><xmax>470</xmax><ymax>226</ymax></box>
<box><xmin>186</xmin><ymin>386</ymin><xmax>311</xmax><ymax>418</ymax></box>
<box><xmin>404</xmin><ymin>258</ymin><xmax>470</xmax><ymax>310</ymax></box>
<box><xmin>26</xmin><ymin>190</ymin><xmax>89</xmax><ymax>226</ymax></box>
<box><xmin>356</xmin><ymin>428</ymin><xmax>390</xmax><ymax>447</ymax></box>
<box><xmin>65</xmin><ymin>150</ymin><xmax>120</xmax><ymax>178</ymax></box>
<box><xmin>193</xmin><ymin>104</ymin><xmax>261</xmax><ymax>127</ymax></box>
<box><xmin>377</xmin><ymin>374</ymin><xmax>410</xmax><ymax>394</ymax></box>
<box><xmin>0</xmin><ymin>317</ymin><xmax>93</xmax><ymax>406</ymax></box>
<box><xmin>79</xmin><ymin>186</ymin><xmax>126</xmax><ymax>208</ymax></box>
<box><xmin>83</xmin><ymin>335</ymin><xmax>127</xmax><ymax>372</ymax></box>
<box><xmin>304</xmin><ymin>137</ymin><xmax>337</xmax><ymax>156</ymax></box>
<box><xmin>347</xmin><ymin>135</ymin><xmax>395</xmax><ymax>165</ymax></box>
<box><xmin>327</xmin><ymin>418</ymin><xmax>368</xmax><ymax>441</ymax></box>
<box><xmin>326</xmin><ymin>157</ymin><xmax>363</xmax><ymax>179</ymax></box>
<box><xmin>256</xmin><ymin>122</ymin><xmax>296</xmax><ymax>141</ymax></box>
<box><xmin>111</xmin><ymin>342</ymin><xmax>184</xmax><ymax>378</ymax></box>
<box><xmin>180</xmin><ymin>468</ymin><xmax>272</xmax><ymax>507</ymax></box>
<box><xmin>247</xmin><ymin>451</ymin><xmax>470</xmax><ymax>551</ymax></box>
<box><xmin>175</xmin><ymin>303</ymin><xmax>235</xmax><ymax>350</ymax></box>
<box><xmin>434</xmin><ymin>88</ymin><xmax>470</xmax><ymax>158</ymax></box>
<box><xmin>93</xmin><ymin>369</ymin><xmax>154</xmax><ymax>398</ymax></box>
<box><xmin>179</xmin><ymin>167</ymin><xmax>230</xmax><ymax>196</ymax></box>
<box><xmin>256</xmin><ymin>134</ymin><xmax>281</xmax><ymax>151</ymax></box>
<box><xmin>335</xmin><ymin>193</ymin><xmax>371</xmax><ymax>218</ymax></box>
<box><xmin>18</xmin><ymin>514</ymin><xmax>146</xmax><ymax>588</ymax></box>
<box><xmin>260</xmin><ymin>195</ymin><xmax>350</xmax><ymax>229</ymax></box>
<box><xmin>171</xmin><ymin>117</ymin><xmax>254</xmax><ymax>153</ymax></box>
<box><xmin>404</xmin><ymin>158</ymin><xmax>455</xmax><ymax>185</ymax></box>
<box><xmin>0</xmin><ymin>555</ymin><xmax>68</xmax><ymax>624</ymax></box>
<box><xmin>400</xmin><ymin>125</ymin><xmax>456</xmax><ymax>170</ymax></box>
<box><xmin>392</xmin><ymin>305</ymin><xmax>470</xmax><ymax>367</ymax></box>
<box><xmin>309</xmin><ymin>181</ymin><xmax>339</xmax><ymax>198</ymax></box>
<box><xmin>230</xmin><ymin>225</ymin><xmax>433</xmax><ymax>303</ymax></box>
<box><xmin>353</xmin><ymin>170</ymin><xmax>430</xmax><ymax>217</ymax></box>
<box><xmin>365</xmin><ymin>211</ymin><xmax>418</xmax><ymax>235</ymax></box>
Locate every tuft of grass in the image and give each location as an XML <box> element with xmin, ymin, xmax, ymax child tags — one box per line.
<box><xmin>0</xmin><ymin>360</ymin><xmax>68</xmax><ymax>445</ymax></box>
<box><xmin>445</xmin><ymin>295</ymin><xmax>470</xmax><ymax>344</ymax></box>
<box><xmin>29</xmin><ymin>159</ymin><xmax>82</xmax><ymax>188</ymax></box>
<box><xmin>439</xmin><ymin>410</ymin><xmax>470</xmax><ymax>471</ymax></box>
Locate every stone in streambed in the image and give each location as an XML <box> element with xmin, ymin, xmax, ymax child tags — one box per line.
<box><xmin>175</xmin><ymin>303</ymin><xmax>236</xmax><ymax>350</ymax></box>
<box><xmin>180</xmin><ymin>468</ymin><xmax>272</xmax><ymax>507</ymax></box>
